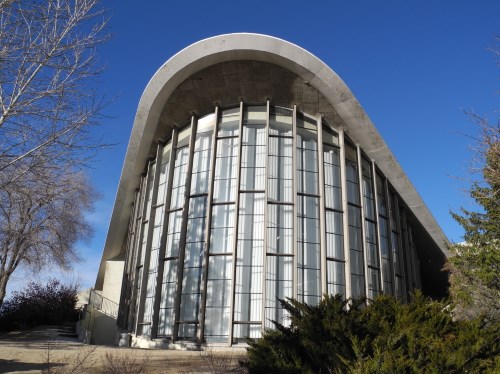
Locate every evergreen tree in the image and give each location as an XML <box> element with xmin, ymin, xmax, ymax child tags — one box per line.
<box><xmin>447</xmin><ymin>103</ymin><xmax>500</xmax><ymax>323</ymax></box>
<box><xmin>243</xmin><ymin>294</ymin><xmax>499</xmax><ymax>373</ymax></box>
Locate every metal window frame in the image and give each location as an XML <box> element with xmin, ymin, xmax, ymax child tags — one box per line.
<box><xmin>198</xmin><ymin>107</ymin><xmax>219</xmax><ymax>342</ymax></box>
<box><xmin>338</xmin><ymin>130</ymin><xmax>351</xmax><ymax>299</ymax></box>
<box><xmin>131</xmin><ymin>168</ymin><xmax>153</xmax><ymax>332</ymax></box>
<box><xmin>356</xmin><ymin>146</ymin><xmax>369</xmax><ymax>299</ymax></box>
<box><xmin>261</xmin><ymin>101</ymin><xmax>270</xmax><ymax>332</ymax></box>
<box><xmin>151</xmin><ymin>130</ymin><xmax>178</xmax><ymax>339</ymax></box>
<box><xmin>228</xmin><ymin>101</ymin><xmax>244</xmax><ymax>344</ymax></box>
<box><xmin>135</xmin><ymin>146</ymin><xmax>163</xmax><ymax>336</ymax></box>
<box><xmin>173</xmin><ymin>116</ymin><xmax>198</xmax><ymax>341</ymax></box>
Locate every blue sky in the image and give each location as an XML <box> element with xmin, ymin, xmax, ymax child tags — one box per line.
<box><xmin>6</xmin><ymin>0</ymin><xmax>500</xmax><ymax>295</ymax></box>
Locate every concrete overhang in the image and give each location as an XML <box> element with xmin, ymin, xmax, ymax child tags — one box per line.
<box><xmin>95</xmin><ymin>33</ymin><xmax>449</xmax><ymax>289</ymax></box>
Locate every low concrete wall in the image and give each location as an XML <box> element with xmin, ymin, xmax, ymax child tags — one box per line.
<box><xmin>78</xmin><ymin>304</ymin><xmax>118</xmax><ymax>346</ymax></box>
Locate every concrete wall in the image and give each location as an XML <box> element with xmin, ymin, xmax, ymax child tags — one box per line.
<box><xmin>102</xmin><ymin>260</ymin><xmax>124</xmax><ymax>304</ymax></box>
<box><xmin>90</xmin><ymin>308</ymin><xmax>118</xmax><ymax>346</ymax></box>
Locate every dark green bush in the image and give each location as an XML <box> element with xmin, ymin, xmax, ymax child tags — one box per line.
<box><xmin>0</xmin><ymin>279</ymin><xmax>78</xmax><ymax>331</ymax></box>
<box><xmin>243</xmin><ymin>293</ymin><xmax>499</xmax><ymax>373</ymax></box>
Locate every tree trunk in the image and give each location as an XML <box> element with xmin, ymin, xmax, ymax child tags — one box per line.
<box><xmin>0</xmin><ymin>272</ymin><xmax>9</xmax><ymax>308</ymax></box>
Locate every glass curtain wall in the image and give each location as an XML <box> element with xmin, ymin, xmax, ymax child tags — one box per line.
<box><xmin>122</xmin><ymin>104</ymin><xmax>421</xmax><ymax>344</ymax></box>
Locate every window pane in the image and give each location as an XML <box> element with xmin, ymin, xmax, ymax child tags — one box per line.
<box><xmin>218</xmin><ymin>107</ymin><xmax>240</xmax><ymax>137</ymax></box>
<box><xmin>265</xmin><ymin>255</ymin><xmax>293</xmax><ymax>328</ymax></box>
<box><xmin>179</xmin><ymin>196</ymin><xmax>207</xmax><ymax>329</ymax></box>
<box><xmin>210</xmin><ymin>204</ymin><xmax>235</xmax><ymax>253</ymax></box>
<box><xmin>170</xmin><ymin>147</ymin><xmax>189</xmax><ymax>209</ymax></box>
<box><xmin>327</xmin><ymin>260</ymin><xmax>345</xmax><ymax>298</ymax></box>
<box><xmin>297</xmin><ymin>126</ymin><xmax>318</xmax><ymax>195</ymax></box>
<box><xmin>268</xmin><ymin>204</ymin><xmax>293</xmax><ymax>254</ymax></box>
<box><xmin>205</xmin><ymin>256</ymin><xmax>232</xmax><ymax>342</ymax></box>
<box><xmin>368</xmin><ymin>267</ymin><xmax>380</xmax><ymax>299</ymax></box>
<box><xmin>268</xmin><ymin>137</ymin><xmax>293</xmax><ymax>202</ymax></box>
<box><xmin>241</xmin><ymin>122</ymin><xmax>266</xmax><ymax>191</ymax></box>
<box><xmin>243</xmin><ymin>105</ymin><xmax>266</xmax><ymax>126</ymax></box>
<box><xmin>235</xmin><ymin>193</ymin><xmax>264</xmax><ymax>323</ymax></box>
<box><xmin>323</xmin><ymin>145</ymin><xmax>342</xmax><ymax>210</ymax></box>
<box><xmin>322</xmin><ymin>123</ymin><xmax>339</xmax><ymax>145</ymax></box>
<box><xmin>326</xmin><ymin>210</ymin><xmax>344</xmax><ymax>259</ymax></box>
<box><xmin>297</xmin><ymin>196</ymin><xmax>320</xmax><ymax>304</ymax></box>
<box><xmin>269</xmin><ymin>106</ymin><xmax>292</xmax><ymax>136</ymax></box>
<box><xmin>213</xmin><ymin>137</ymin><xmax>238</xmax><ymax>202</ymax></box>
<box><xmin>190</xmin><ymin>130</ymin><xmax>213</xmax><ymax>195</ymax></box>
<box><xmin>365</xmin><ymin>221</ymin><xmax>379</xmax><ymax>267</ymax></box>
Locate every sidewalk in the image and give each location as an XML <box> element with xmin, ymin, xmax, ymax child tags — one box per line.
<box><xmin>0</xmin><ymin>326</ymin><xmax>246</xmax><ymax>373</ymax></box>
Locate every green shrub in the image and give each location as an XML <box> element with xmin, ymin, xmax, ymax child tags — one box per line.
<box><xmin>0</xmin><ymin>279</ymin><xmax>78</xmax><ymax>331</ymax></box>
<box><xmin>243</xmin><ymin>293</ymin><xmax>499</xmax><ymax>373</ymax></box>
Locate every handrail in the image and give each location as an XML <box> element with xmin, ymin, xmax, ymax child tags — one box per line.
<box><xmin>88</xmin><ymin>289</ymin><xmax>119</xmax><ymax>319</ymax></box>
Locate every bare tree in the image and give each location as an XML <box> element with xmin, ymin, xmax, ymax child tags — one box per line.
<box><xmin>0</xmin><ymin>167</ymin><xmax>96</xmax><ymax>305</ymax></box>
<box><xmin>0</xmin><ymin>0</ymin><xmax>108</xmax><ymax>181</ymax></box>
<box><xmin>0</xmin><ymin>0</ymin><xmax>109</xmax><ymax>306</ymax></box>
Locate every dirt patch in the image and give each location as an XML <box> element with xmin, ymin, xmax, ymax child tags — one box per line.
<box><xmin>0</xmin><ymin>326</ymin><xmax>247</xmax><ymax>373</ymax></box>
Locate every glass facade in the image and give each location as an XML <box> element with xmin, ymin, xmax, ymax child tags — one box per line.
<box><xmin>120</xmin><ymin>103</ymin><xmax>422</xmax><ymax>344</ymax></box>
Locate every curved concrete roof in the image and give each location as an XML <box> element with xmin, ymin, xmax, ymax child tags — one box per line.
<box><xmin>95</xmin><ymin>33</ymin><xmax>449</xmax><ymax>289</ymax></box>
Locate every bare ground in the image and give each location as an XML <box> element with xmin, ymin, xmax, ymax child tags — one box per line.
<box><xmin>0</xmin><ymin>326</ymin><xmax>247</xmax><ymax>373</ymax></box>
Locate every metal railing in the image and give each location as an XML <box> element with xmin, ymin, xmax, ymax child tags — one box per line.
<box><xmin>88</xmin><ymin>289</ymin><xmax>119</xmax><ymax>319</ymax></box>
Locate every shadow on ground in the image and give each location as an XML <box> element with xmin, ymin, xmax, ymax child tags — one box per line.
<box><xmin>0</xmin><ymin>359</ymin><xmax>63</xmax><ymax>374</ymax></box>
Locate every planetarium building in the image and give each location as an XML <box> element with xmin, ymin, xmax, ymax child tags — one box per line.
<box><xmin>90</xmin><ymin>34</ymin><xmax>449</xmax><ymax>347</ymax></box>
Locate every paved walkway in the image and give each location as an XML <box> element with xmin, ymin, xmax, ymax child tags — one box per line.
<box><xmin>0</xmin><ymin>326</ymin><xmax>246</xmax><ymax>373</ymax></box>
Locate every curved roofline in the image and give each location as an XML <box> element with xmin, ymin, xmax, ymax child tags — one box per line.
<box><xmin>95</xmin><ymin>33</ymin><xmax>449</xmax><ymax>289</ymax></box>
